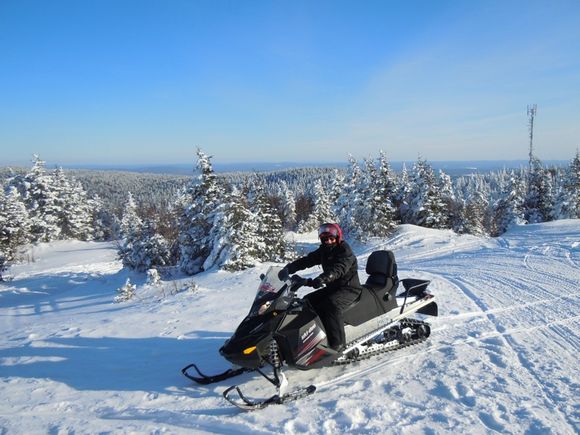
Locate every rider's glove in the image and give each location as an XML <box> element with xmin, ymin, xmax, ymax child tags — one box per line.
<box><xmin>310</xmin><ymin>275</ymin><xmax>328</xmax><ymax>289</ymax></box>
<box><xmin>304</xmin><ymin>278</ymin><xmax>316</xmax><ymax>288</ymax></box>
<box><xmin>312</xmin><ymin>273</ymin><xmax>335</xmax><ymax>289</ymax></box>
<box><xmin>278</xmin><ymin>267</ymin><xmax>290</xmax><ymax>281</ymax></box>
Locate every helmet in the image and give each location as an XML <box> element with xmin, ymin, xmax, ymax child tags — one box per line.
<box><xmin>318</xmin><ymin>223</ymin><xmax>343</xmax><ymax>243</ymax></box>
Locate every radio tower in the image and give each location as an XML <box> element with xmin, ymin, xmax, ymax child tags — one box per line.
<box><xmin>527</xmin><ymin>104</ymin><xmax>537</xmax><ymax>168</ymax></box>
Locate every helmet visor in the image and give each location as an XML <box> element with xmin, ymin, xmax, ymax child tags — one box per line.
<box><xmin>318</xmin><ymin>224</ymin><xmax>339</xmax><ymax>238</ymax></box>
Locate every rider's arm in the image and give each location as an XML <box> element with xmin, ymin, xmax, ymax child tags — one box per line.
<box><xmin>320</xmin><ymin>244</ymin><xmax>355</xmax><ymax>282</ymax></box>
<box><xmin>286</xmin><ymin>248</ymin><xmax>321</xmax><ymax>274</ymax></box>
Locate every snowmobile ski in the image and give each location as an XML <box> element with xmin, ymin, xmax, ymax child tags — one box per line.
<box><xmin>222</xmin><ymin>384</ymin><xmax>316</xmax><ymax>411</ymax></box>
<box><xmin>181</xmin><ymin>363</ymin><xmax>254</xmax><ymax>385</ymax></box>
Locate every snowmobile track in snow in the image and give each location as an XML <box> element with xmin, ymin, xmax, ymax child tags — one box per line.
<box><xmin>430</xmin><ymin>269</ymin><xmax>579</xmax><ymax>431</ymax></box>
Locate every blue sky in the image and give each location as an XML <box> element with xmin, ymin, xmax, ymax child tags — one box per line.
<box><xmin>1</xmin><ymin>0</ymin><xmax>579</xmax><ymax>166</ymax></box>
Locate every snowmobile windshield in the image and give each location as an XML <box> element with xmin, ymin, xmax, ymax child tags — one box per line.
<box><xmin>248</xmin><ymin>266</ymin><xmax>288</xmax><ymax>317</ymax></box>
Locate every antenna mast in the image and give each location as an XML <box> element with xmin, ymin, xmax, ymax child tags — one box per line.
<box><xmin>527</xmin><ymin>104</ymin><xmax>537</xmax><ymax>168</ymax></box>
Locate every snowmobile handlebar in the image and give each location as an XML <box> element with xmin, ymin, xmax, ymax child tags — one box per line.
<box><xmin>290</xmin><ymin>274</ymin><xmax>316</xmax><ymax>287</ymax></box>
<box><xmin>289</xmin><ymin>274</ymin><xmax>322</xmax><ymax>291</ymax></box>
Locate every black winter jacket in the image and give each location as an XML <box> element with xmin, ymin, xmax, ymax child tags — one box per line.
<box><xmin>287</xmin><ymin>241</ymin><xmax>361</xmax><ymax>291</ymax></box>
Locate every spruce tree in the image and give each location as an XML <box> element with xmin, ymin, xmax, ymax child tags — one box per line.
<box><xmin>552</xmin><ymin>150</ymin><xmax>580</xmax><ymax>219</ymax></box>
<box><xmin>334</xmin><ymin>155</ymin><xmax>364</xmax><ymax>238</ymax></box>
<box><xmin>130</xmin><ymin>219</ymin><xmax>171</xmax><ymax>272</ymax></box>
<box><xmin>0</xmin><ymin>186</ymin><xmax>31</xmax><ymax>251</ymax></box>
<box><xmin>278</xmin><ymin>180</ymin><xmax>297</xmax><ymax>230</ymax></box>
<box><xmin>395</xmin><ymin>163</ymin><xmax>411</xmax><ymax>222</ymax></box>
<box><xmin>177</xmin><ymin>149</ymin><xmax>225</xmax><ymax>274</ymax></box>
<box><xmin>363</xmin><ymin>151</ymin><xmax>398</xmax><ymax>238</ymax></box>
<box><xmin>298</xmin><ymin>178</ymin><xmax>336</xmax><ymax>233</ymax></box>
<box><xmin>12</xmin><ymin>155</ymin><xmax>62</xmax><ymax>242</ymax></box>
<box><xmin>0</xmin><ymin>187</ymin><xmax>31</xmax><ymax>277</ymax></box>
<box><xmin>247</xmin><ymin>176</ymin><xmax>288</xmax><ymax>262</ymax></box>
<box><xmin>118</xmin><ymin>192</ymin><xmax>143</xmax><ymax>269</ymax></box>
<box><xmin>404</xmin><ymin>157</ymin><xmax>449</xmax><ymax>229</ymax></box>
<box><xmin>492</xmin><ymin>171</ymin><xmax>527</xmax><ymax>235</ymax></box>
<box><xmin>53</xmin><ymin>168</ymin><xmax>95</xmax><ymax>240</ymax></box>
<box><xmin>204</xmin><ymin>188</ymin><xmax>261</xmax><ymax>271</ymax></box>
<box><xmin>525</xmin><ymin>157</ymin><xmax>554</xmax><ymax>223</ymax></box>
<box><xmin>90</xmin><ymin>194</ymin><xmax>116</xmax><ymax>241</ymax></box>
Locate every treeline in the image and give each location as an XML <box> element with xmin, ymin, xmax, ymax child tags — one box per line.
<box><xmin>0</xmin><ymin>156</ymin><xmax>113</xmax><ymax>275</ymax></box>
<box><xmin>1</xmin><ymin>150</ymin><xmax>579</xmax><ymax>277</ymax></box>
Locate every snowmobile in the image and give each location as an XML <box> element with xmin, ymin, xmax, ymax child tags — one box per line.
<box><xmin>182</xmin><ymin>250</ymin><xmax>437</xmax><ymax>410</ymax></box>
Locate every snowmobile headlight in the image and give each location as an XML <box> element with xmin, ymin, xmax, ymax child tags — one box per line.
<box><xmin>258</xmin><ymin>301</ymin><xmax>272</xmax><ymax>315</ymax></box>
<box><xmin>243</xmin><ymin>346</ymin><xmax>257</xmax><ymax>355</ymax></box>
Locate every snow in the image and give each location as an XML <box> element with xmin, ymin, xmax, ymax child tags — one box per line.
<box><xmin>1</xmin><ymin>221</ymin><xmax>579</xmax><ymax>434</ymax></box>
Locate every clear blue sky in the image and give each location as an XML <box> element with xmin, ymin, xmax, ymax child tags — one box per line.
<box><xmin>1</xmin><ymin>0</ymin><xmax>579</xmax><ymax>166</ymax></box>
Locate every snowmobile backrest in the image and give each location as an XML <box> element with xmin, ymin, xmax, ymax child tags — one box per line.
<box><xmin>345</xmin><ymin>250</ymin><xmax>399</xmax><ymax>322</ymax></box>
<box><xmin>364</xmin><ymin>250</ymin><xmax>398</xmax><ymax>290</ymax></box>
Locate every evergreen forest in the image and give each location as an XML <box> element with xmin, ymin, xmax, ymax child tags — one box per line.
<box><xmin>1</xmin><ymin>149</ymin><xmax>579</xmax><ymax>277</ymax></box>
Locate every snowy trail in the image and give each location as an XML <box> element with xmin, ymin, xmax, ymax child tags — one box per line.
<box><xmin>391</xmin><ymin>222</ymin><xmax>580</xmax><ymax>433</ymax></box>
<box><xmin>1</xmin><ymin>222</ymin><xmax>579</xmax><ymax>434</ymax></box>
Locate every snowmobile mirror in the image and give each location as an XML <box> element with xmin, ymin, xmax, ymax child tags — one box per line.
<box><xmin>260</xmin><ymin>273</ymin><xmax>265</xmax><ymax>280</ymax></box>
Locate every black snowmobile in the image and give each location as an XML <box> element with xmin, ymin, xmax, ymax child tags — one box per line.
<box><xmin>182</xmin><ymin>250</ymin><xmax>437</xmax><ymax>410</ymax></box>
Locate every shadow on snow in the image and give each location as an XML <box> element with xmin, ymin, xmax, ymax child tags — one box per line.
<box><xmin>0</xmin><ymin>330</ymin><xmax>233</xmax><ymax>395</ymax></box>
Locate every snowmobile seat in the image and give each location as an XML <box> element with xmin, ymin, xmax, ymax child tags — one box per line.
<box><xmin>343</xmin><ymin>250</ymin><xmax>399</xmax><ymax>326</ymax></box>
<box><xmin>364</xmin><ymin>250</ymin><xmax>398</xmax><ymax>297</ymax></box>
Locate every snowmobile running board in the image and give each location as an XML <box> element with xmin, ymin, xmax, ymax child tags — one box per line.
<box><xmin>181</xmin><ymin>363</ymin><xmax>254</xmax><ymax>385</ymax></box>
<box><xmin>334</xmin><ymin>318</ymin><xmax>430</xmax><ymax>365</ymax></box>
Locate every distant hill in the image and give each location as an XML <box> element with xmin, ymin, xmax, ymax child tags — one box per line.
<box><xmin>21</xmin><ymin>159</ymin><xmax>567</xmax><ymax>177</ymax></box>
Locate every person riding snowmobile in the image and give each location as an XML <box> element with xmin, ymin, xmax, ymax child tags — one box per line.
<box><xmin>278</xmin><ymin>223</ymin><xmax>362</xmax><ymax>352</ymax></box>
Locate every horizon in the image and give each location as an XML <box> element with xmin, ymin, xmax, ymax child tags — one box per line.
<box><xmin>1</xmin><ymin>158</ymin><xmax>571</xmax><ymax>177</ymax></box>
<box><xmin>1</xmin><ymin>1</ymin><xmax>580</xmax><ymax>164</ymax></box>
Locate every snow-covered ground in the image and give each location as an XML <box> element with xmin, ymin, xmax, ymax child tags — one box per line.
<box><xmin>1</xmin><ymin>221</ymin><xmax>579</xmax><ymax>434</ymax></box>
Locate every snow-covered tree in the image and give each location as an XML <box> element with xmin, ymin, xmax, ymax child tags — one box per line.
<box><xmin>552</xmin><ymin>150</ymin><xmax>580</xmax><ymax>219</ymax></box>
<box><xmin>334</xmin><ymin>155</ymin><xmax>365</xmax><ymax>238</ymax></box>
<box><xmin>0</xmin><ymin>250</ymin><xmax>7</xmax><ymax>279</ymax></box>
<box><xmin>118</xmin><ymin>192</ymin><xmax>143</xmax><ymax>269</ymax></box>
<box><xmin>177</xmin><ymin>149</ymin><xmax>225</xmax><ymax>274</ymax></box>
<box><xmin>129</xmin><ymin>219</ymin><xmax>171</xmax><ymax>272</ymax></box>
<box><xmin>247</xmin><ymin>177</ymin><xmax>288</xmax><ymax>263</ymax></box>
<box><xmin>53</xmin><ymin>167</ymin><xmax>94</xmax><ymax>240</ymax></box>
<box><xmin>454</xmin><ymin>188</ymin><xmax>488</xmax><ymax>236</ymax></box>
<box><xmin>90</xmin><ymin>194</ymin><xmax>116</xmax><ymax>241</ymax></box>
<box><xmin>0</xmin><ymin>187</ymin><xmax>31</xmax><ymax>277</ymax></box>
<box><xmin>298</xmin><ymin>178</ymin><xmax>336</xmax><ymax>233</ymax></box>
<box><xmin>203</xmin><ymin>188</ymin><xmax>261</xmax><ymax>271</ymax></box>
<box><xmin>0</xmin><ymin>186</ymin><xmax>31</xmax><ymax>251</ymax></box>
<box><xmin>11</xmin><ymin>155</ymin><xmax>62</xmax><ymax>242</ymax></box>
<box><xmin>395</xmin><ymin>163</ymin><xmax>411</xmax><ymax>222</ymax></box>
<box><xmin>524</xmin><ymin>157</ymin><xmax>554</xmax><ymax>223</ymax></box>
<box><xmin>362</xmin><ymin>151</ymin><xmax>398</xmax><ymax>238</ymax></box>
<box><xmin>403</xmin><ymin>157</ymin><xmax>449</xmax><ymax>229</ymax></box>
<box><xmin>492</xmin><ymin>171</ymin><xmax>527</xmax><ymax>235</ymax></box>
<box><xmin>328</xmin><ymin>168</ymin><xmax>345</xmax><ymax>205</ymax></box>
<box><xmin>278</xmin><ymin>180</ymin><xmax>297</xmax><ymax>230</ymax></box>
